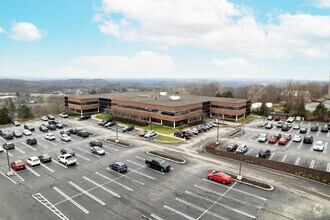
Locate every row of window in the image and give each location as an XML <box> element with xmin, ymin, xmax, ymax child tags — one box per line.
<box><xmin>211</xmin><ymin>105</ymin><xmax>246</xmax><ymax>110</ymax></box>
<box><xmin>68</xmin><ymin>101</ymin><xmax>99</xmax><ymax>105</ymax></box>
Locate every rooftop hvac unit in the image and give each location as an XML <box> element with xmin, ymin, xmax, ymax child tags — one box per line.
<box><xmin>170</xmin><ymin>95</ymin><xmax>181</xmax><ymax>101</ymax></box>
<box><xmin>160</xmin><ymin>92</ymin><xmax>167</xmax><ymax>96</ymax></box>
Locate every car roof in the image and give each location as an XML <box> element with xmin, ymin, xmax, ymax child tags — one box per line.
<box><xmin>15</xmin><ymin>160</ymin><xmax>24</xmax><ymax>163</ymax></box>
<box><xmin>316</xmin><ymin>141</ymin><xmax>323</xmax><ymax>144</ymax></box>
<box><xmin>62</xmin><ymin>153</ymin><xmax>72</xmax><ymax>157</ymax></box>
<box><xmin>113</xmin><ymin>161</ymin><xmax>126</xmax><ymax>166</ymax></box>
<box><xmin>29</xmin><ymin>156</ymin><xmax>39</xmax><ymax>160</ymax></box>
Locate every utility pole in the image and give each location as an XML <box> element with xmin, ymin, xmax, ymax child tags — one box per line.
<box><xmin>6</xmin><ymin>150</ymin><xmax>13</xmax><ymax>176</ymax></box>
<box><xmin>237</xmin><ymin>153</ymin><xmax>243</xmax><ymax>180</ymax></box>
<box><xmin>115</xmin><ymin>123</ymin><xmax>119</xmax><ymax>142</ymax></box>
<box><xmin>216</xmin><ymin>118</ymin><xmax>219</xmax><ymax>144</ymax></box>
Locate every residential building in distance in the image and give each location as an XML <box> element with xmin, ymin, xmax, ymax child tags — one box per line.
<box><xmin>64</xmin><ymin>92</ymin><xmax>251</xmax><ymax>128</ymax></box>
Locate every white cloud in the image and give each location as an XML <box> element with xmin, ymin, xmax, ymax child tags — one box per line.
<box><xmin>96</xmin><ymin>0</ymin><xmax>330</xmax><ymax>59</ymax></box>
<box><xmin>315</xmin><ymin>0</ymin><xmax>330</xmax><ymax>8</ymax></box>
<box><xmin>211</xmin><ymin>57</ymin><xmax>257</xmax><ymax>75</ymax></box>
<box><xmin>0</xmin><ymin>27</ymin><xmax>5</xmax><ymax>33</ymax></box>
<box><xmin>10</xmin><ymin>22</ymin><xmax>46</xmax><ymax>41</ymax></box>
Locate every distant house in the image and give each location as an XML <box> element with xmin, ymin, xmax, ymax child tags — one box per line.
<box><xmin>281</xmin><ymin>90</ymin><xmax>310</xmax><ymax>100</ymax></box>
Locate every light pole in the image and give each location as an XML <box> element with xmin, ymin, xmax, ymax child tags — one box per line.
<box><xmin>237</xmin><ymin>153</ymin><xmax>242</xmax><ymax>180</ymax></box>
<box><xmin>115</xmin><ymin>123</ymin><xmax>119</xmax><ymax>142</ymax></box>
<box><xmin>216</xmin><ymin>118</ymin><xmax>219</xmax><ymax>144</ymax></box>
<box><xmin>6</xmin><ymin>150</ymin><xmax>13</xmax><ymax>176</ymax></box>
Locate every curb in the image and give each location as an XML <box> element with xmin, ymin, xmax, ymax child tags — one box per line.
<box><xmin>104</xmin><ymin>139</ymin><xmax>133</xmax><ymax>148</ymax></box>
<box><xmin>146</xmin><ymin>151</ymin><xmax>186</xmax><ymax>164</ymax></box>
<box><xmin>232</xmin><ymin>178</ymin><xmax>274</xmax><ymax>191</ymax></box>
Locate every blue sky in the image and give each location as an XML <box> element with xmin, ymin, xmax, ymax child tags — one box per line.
<box><xmin>0</xmin><ymin>0</ymin><xmax>329</xmax><ymax>80</ymax></box>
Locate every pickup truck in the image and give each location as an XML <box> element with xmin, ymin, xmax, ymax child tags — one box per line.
<box><xmin>58</xmin><ymin>154</ymin><xmax>77</xmax><ymax>166</ymax></box>
<box><xmin>145</xmin><ymin>157</ymin><xmax>170</xmax><ymax>172</ymax></box>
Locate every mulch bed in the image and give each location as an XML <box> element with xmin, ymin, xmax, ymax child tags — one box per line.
<box><xmin>148</xmin><ymin>151</ymin><xmax>186</xmax><ymax>163</ymax></box>
<box><xmin>105</xmin><ymin>139</ymin><xmax>132</xmax><ymax>147</ymax></box>
<box><xmin>230</xmin><ymin>174</ymin><xmax>272</xmax><ymax>189</ymax></box>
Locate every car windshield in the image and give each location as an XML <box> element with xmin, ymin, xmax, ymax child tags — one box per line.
<box><xmin>16</xmin><ymin>161</ymin><xmax>24</xmax><ymax>165</ymax></box>
<box><xmin>43</xmin><ymin>154</ymin><xmax>50</xmax><ymax>158</ymax></box>
<box><xmin>63</xmin><ymin>134</ymin><xmax>68</xmax><ymax>137</ymax></box>
<box><xmin>94</xmin><ymin>147</ymin><xmax>102</xmax><ymax>151</ymax></box>
<box><xmin>238</xmin><ymin>145</ymin><xmax>245</xmax><ymax>150</ymax></box>
<box><xmin>159</xmin><ymin>160</ymin><xmax>166</xmax><ymax>165</ymax></box>
<box><xmin>66</xmin><ymin>155</ymin><xmax>73</xmax><ymax>159</ymax></box>
<box><xmin>315</xmin><ymin>142</ymin><xmax>323</xmax><ymax>147</ymax></box>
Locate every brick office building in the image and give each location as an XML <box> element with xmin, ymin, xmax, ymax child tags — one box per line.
<box><xmin>64</xmin><ymin>92</ymin><xmax>251</xmax><ymax>128</ymax></box>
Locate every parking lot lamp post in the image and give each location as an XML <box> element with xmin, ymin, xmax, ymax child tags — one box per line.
<box><xmin>115</xmin><ymin>124</ymin><xmax>119</xmax><ymax>142</ymax></box>
<box><xmin>6</xmin><ymin>150</ymin><xmax>13</xmax><ymax>176</ymax></box>
<box><xmin>237</xmin><ymin>153</ymin><xmax>242</xmax><ymax>180</ymax></box>
<box><xmin>216</xmin><ymin>118</ymin><xmax>219</xmax><ymax>144</ymax></box>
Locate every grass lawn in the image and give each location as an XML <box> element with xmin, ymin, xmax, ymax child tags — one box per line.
<box><xmin>237</xmin><ymin>115</ymin><xmax>257</xmax><ymax>124</ymax></box>
<box><xmin>154</xmin><ymin>135</ymin><xmax>183</xmax><ymax>143</ymax></box>
<box><xmin>95</xmin><ymin>113</ymin><xmax>112</xmax><ymax>121</ymax></box>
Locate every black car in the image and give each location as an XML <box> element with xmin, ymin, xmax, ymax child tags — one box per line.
<box><xmin>26</xmin><ymin>137</ymin><xmax>37</xmax><ymax>145</ymax></box>
<box><xmin>24</xmin><ymin>124</ymin><xmax>35</xmax><ymax>131</ymax></box>
<box><xmin>89</xmin><ymin>140</ymin><xmax>102</xmax><ymax>147</ymax></box>
<box><xmin>77</xmin><ymin>130</ymin><xmax>89</xmax><ymax>138</ymax></box>
<box><xmin>12</xmin><ymin>121</ymin><xmax>21</xmax><ymax>126</ymax></box>
<box><xmin>299</xmin><ymin>127</ymin><xmax>307</xmax><ymax>134</ymax></box>
<box><xmin>281</xmin><ymin>125</ymin><xmax>291</xmax><ymax>131</ymax></box>
<box><xmin>174</xmin><ymin>131</ymin><xmax>192</xmax><ymax>139</ymax></box>
<box><xmin>274</xmin><ymin>133</ymin><xmax>282</xmax><ymax>139</ymax></box>
<box><xmin>145</xmin><ymin>157</ymin><xmax>171</xmax><ymax>172</ymax></box>
<box><xmin>38</xmin><ymin>154</ymin><xmax>52</xmax><ymax>163</ymax></box>
<box><xmin>61</xmin><ymin>148</ymin><xmax>75</xmax><ymax>156</ymax></box>
<box><xmin>110</xmin><ymin>161</ymin><xmax>127</xmax><ymax>173</ymax></box>
<box><xmin>3</xmin><ymin>132</ymin><xmax>14</xmax><ymax>140</ymax></box>
<box><xmin>56</xmin><ymin>123</ymin><xmax>63</xmax><ymax>129</ymax></box>
<box><xmin>258</xmin><ymin>149</ymin><xmax>271</xmax><ymax>158</ymax></box>
<box><xmin>60</xmin><ymin>130</ymin><xmax>71</xmax><ymax>136</ymax></box>
<box><xmin>122</xmin><ymin>125</ymin><xmax>134</xmax><ymax>132</ymax></box>
<box><xmin>78</xmin><ymin>115</ymin><xmax>91</xmax><ymax>121</ymax></box>
<box><xmin>39</xmin><ymin>125</ymin><xmax>49</xmax><ymax>132</ymax></box>
<box><xmin>46</xmin><ymin>124</ymin><xmax>57</xmax><ymax>130</ymax></box>
<box><xmin>310</xmin><ymin>125</ymin><xmax>318</xmax><ymax>132</ymax></box>
<box><xmin>3</xmin><ymin>142</ymin><xmax>15</xmax><ymax>150</ymax></box>
<box><xmin>105</xmin><ymin>122</ymin><xmax>116</xmax><ymax>127</ymax></box>
<box><xmin>274</xmin><ymin>117</ymin><xmax>280</xmax><ymax>121</ymax></box>
<box><xmin>303</xmin><ymin>135</ymin><xmax>313</xmax><ymax>144</ymax></box>
<box><xmin>48</xmin><ymin>120</ymin><xmax>57</xmax><ymax>125</ymax></box>
<box><xmin>328</xmin><ymin>122</ymin><xmax>330</xmax><ymax>129</ymax></box>
<box><xmin>13</xmin><ymin>130</ymin><xmax>23</xmax><ymax>138</ymax></box>
<box><xmin>99</xmin><ymin>120</ymin><xmax>112</xmax><ymax>126</ymax></box>
<box><xmin>69</xmin><ymin>128</ymin><xmax>78</xmax><ymax>134</ymax></box>
<box><xmin>47</xmin><ymin>115</ymin><xmax>55</xmax><ymax>120</ymax></box>
<box><xmin>321</xmin><ymin>126</ymin><xmax>328</xmax><ymax>133</ymax></box>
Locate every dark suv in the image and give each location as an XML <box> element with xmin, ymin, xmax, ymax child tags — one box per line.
<box><xmin>24</xmin><ymin>124</ymin><xmax>35</xmax><ymax>131</ymax></box>
<box><xmin>78</xmin><ymin>115</ymin><xmax>91</xmax><ymax>121</ymax></box>
<box><xmin>89</xmin><ymin>140</ymin><xmax>102</xmax><ymax>147</ymax></box>
<box><xmin>39</xmin><ymin>125</ymin><xmax>49</xmax><ymax>132</ymax></box>
<box><xmin>3</xmin><ymin>132</ymin><xmax>14</xmax><ymax>140</ymax></box>
<box><xmin>122</xmin><ymin>125</ymin><xmax>134</xmax><ymax>132</ymax></box>
<box><xmin>3</xmin><ymin>142</ymin><xmax>15</xmax><ymax>150</ymax></box>
<box><xmin>310</xmin><ymin>125</ymin><xmax>318</xmax><ymax>132</ymax></box>
<box><xmin>303</xmin><ymin>136</ymin><xmax>313</xmax><ymax>144</ymax></box>
<box><xmin>77</xmin><ymin>130</ymin><xmax>89</xmax><ymax>138</ymax></box>
<box><xmin>26</xmin><ymin>138</ymin><xmax>37</xmax><ymax>145</ymax></box>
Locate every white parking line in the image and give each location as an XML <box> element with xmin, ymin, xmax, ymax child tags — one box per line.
<box><xmin>44</xmin><ymin>139</ymin><xmax>57</xmax><ymax>145</ymax></box>
<box><xmin>4</xmin><ymin>150</ymin><xmax>13</xmax><ymax>157</ymax></box>
<box><xmin>163</xmin><ymin>205</ymin><xmax>195</xmax><ymax>220</ymax></box>
<box><xmin>52</xmin><ymin>160</ymin><xmax>68</xmax><ymax>169</ymax></box>
<box><xmin>127</xmin><ymin>159</ymin><xmax>144</xmax><ymax>167</ymax></box>
<box><xmin>68</xmin><ymin>181</ymin><xmax>106</xmax><ymax>206</ymax></box>
<box><xmin>310</xmin><ymin>145</ymin><xmax>314</xmax><ymax>151</ymax></box>
<box><xmin>327</xmin><ymin>132</ymin><xmax>330</xmax><ymax>137</ymax></box>
<box><xmin>297</xmin><ymin>142</ymin><xmax>303</xmax><ymax>150</ymax></box>
<box><xmin>294</xmin><ymin>157</ymin><xmax>300</xmax><ymax>165</ymax></box>
<box><xmin>135</xmin><ymin>155</ymin><xmax>145</xmax><ymax>161</ymax></box>
<box><xmin>32</xmin><ymin>193</ymin><xmax>69</xmax><ymax>220</ymax></box>
<box><xmin>280</xmin><ymin>155</ymin><xmax>287</xmax><ymax>162</ymax></box>
<box><xmin>77</xmin><ymin>147</ymin><xmax>100</xmax><ymax>158</ymax></box>
<box><xmin>75</xmin><ymin>154</ymin><xmax>91</xmax><ymax>161</ymax></box>
<box><xmin>26</xmin><ymin>166</ymin><xmax>41</xmax><ymax>177</ymax></box>
<box><xmin>269</xmin><ymin>153</ymin><xmax>275</xmax><ymax>160</ymax></box>
<box><xmin>316</xmin><ymin>131</ymin><xmax>320</xmax><ymax>137</ymax></box>
<box><xmin>239</xmin><ymin>132</ymin><xmax>251</xmax><ymax>140</ymax></box>
<box><xmin>14</xmin><ymin>146</ymin><xmax>25</xmax><ymax>154</ymax></box>
<box><xmin>83</xmin><ymin>176</ymin><xmax>121</xmax><ymax>198</ymax></box>
<box><xmin>246</xmin><ymin>149</ymin><xmax>253</xmax><ymax>155</ymax></box>
<box><xmin>106</xmin><ymin>168</ymin><xmax>145</xmax><ymax>186</ymax></box>
<box><xmin>40</xmin><ymin>163</ymin><xmax>55</xmax><ymax>173</ymax></box>
<box><xmin>310</xmin><ymin>160</ymin><xmax>315</xmax><ymax>169</ymax></box>
<box><xmin>38</xmin><ymin>143</ymin><xmax>48</xmax><ymax>148</ymax></box>
<box><xmin>201</xmin><ymin>180</ymin><xmax>267</xmax><ymax>201</ymax></box>
<box><xmin>53</xmin><ymin>187</ymin><xmax>89</xmax><ymax>214</ymax></box>
<box><xmin>151</xmin><ymin>214</ymin><xmax>163</xmax><ymax>220</ymax></box>
<box><xmin>95</xmin><ymin>172</ymin><xmax>133</xmax><ymax>191</ymax></box>
<box><xmin>327</xmin><ymin>163</ymin><xmax>330</xmax><ymax>172</ymax></box>
<box><xmin>296</xmin><ymin>130</ymin><xmax>300</xmax><ymax>134</ymax></box>
<box><xmin>0</xmin><ymin>170</ymin><xmax>24</xmax><ymax>184</ymax></box>
<box><xmin>248</xmin><ymin>133</ymin><xmax>256</xmax><ymax>141</ymax></box>
<box><xmin>324</xmin><ymin>142</ymin><xmax>328</xmax><ymax>154</ymax></box>
<box><xmin>286</xmin><ymin>141</ymin><xmax>292</xmax><ymax>148</ymax></box>
<box><xmin>127</xmin><ymin>168</ymin><xmax>155</xmax><ymax>180</ymax></box>
<box><xmin>21</xmin><ymin>142</ymin><xmax>37</xmax><ymax>151</ymax></box>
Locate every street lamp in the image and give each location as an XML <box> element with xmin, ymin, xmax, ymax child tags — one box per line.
<box><xmin>215</xmin><ymin>118</ymin><xmax>219</xmax><ymax>144</ymax></box>
<box><xmin>6</xmin><ymin>150</ymin><xmax>13</xmax><ymax>176</ymax></box>
<box><xmin>237</xmin><ymin>153</ymin><xmax>243</xmax><ymax>180</ymax></box>
<box><xmin>115</xmin><ymin>123</ymin><xmax>119</xmax><ymax>142</ymax></box>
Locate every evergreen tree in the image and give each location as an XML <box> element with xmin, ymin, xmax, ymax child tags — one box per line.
<box><xmin>313</xmin><ymin>102</ymin><xmax>327</xmax><ymax>120</ymax></box>
<box><xmin>0</xmin><ymin>107</ymin><xmax>12</xmax><ymax>125</ymax></box>
<box><xmin>18</xmin><ymin>105</ymin><xmax>34</xmax><ymax>119</ymax></box>
<box><xmin>258</xmin><ymin>102</ymin><xmax>267</xmax><ymax>116</ymax></box>
<box><xmin>221</xmin><ymin>90</ymin><xmax>234</xmax><ymax>98</ymax></box>
<box><xmin>8</xmin><ymin>98</ymin><xmax>16</xmax><ymax>117</ymax></box>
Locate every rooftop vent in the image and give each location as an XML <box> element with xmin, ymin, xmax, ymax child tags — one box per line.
<box><xmin>170</xmin><ymin>95</ymin><xmax>181</xmax><ymax>101</ymax></box>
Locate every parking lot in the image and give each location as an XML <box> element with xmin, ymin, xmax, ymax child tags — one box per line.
<box><xmin>1</xmin><ymin>118</ymin><xmax>328</xmax><ymax>219</ymax></box>
<box><xmin>222</xmin><ymin>119</ymin><xmax>330</xmax><ymax>172</ymax></box>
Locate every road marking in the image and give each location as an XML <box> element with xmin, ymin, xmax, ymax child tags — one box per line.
<box><xmin>26</xmin><ymin>166</ymin><xmax>41</xmax><ymax>177</ymax></box>
<box><xmin>294</xmin><ymin>157</ymin><xmax>300</xmax><ymax>165</ymax></box>
<box><xmin>310</xmin><ymin>160</ymin><xmax>315</xmax><ymax>169</ymax></box>
<box><xmin>127</xmin><ymin>168</ymin><xmax>155</xmax><ymax>180</ymax></box>
<box><xmin>21</xmin><ymin>142</ymin><xmax>37</xmax><ymax>151</ymax></box>
<box><xmin>44</xmin><ymin>139</ymin><xmax>57</xmax><ymax>145</ymax></box>
<box><xmin>296</xmin><ymin>130</ymin><xmax>300</xmax><ymax>134</ymax></box>
<box><xmin>196</xmin><ymin>182</ymin><xmax>238</xmax><ymax>220</ymax></box>
<box><xmin>327</xmin><ymin>163</ymin><xmax>330</xmax><ymax>172</ymax></box>
<box><xmin>40</xmin><ymin>163</ymin><xmax>55</xmax><ymax>173</ymax></box>
<box><xmin>75</xmin><ymin>154</ymin><xmax>91</xmax><ymax>161</ymax></box>
<box><xmin>106</xmin><ymin>168</ymin><xmax>145</xmax><ymax>185</ymax></box>
<box><xmin>163</xmin><ymin>205</ymin><xmax>195</xmax><ymax>220</ymax></box>
<box><xmin>68</xmin><ymin>181</ymin><xmax>106</xmax><ymax>206</ymax></box>
<box><xmin>269</xmin><ymin>153</ymin><xmax>275</xmax><ymax>160</ymax></box>
<box><xmin>239</xmin><ymin>132</ymin><xmax>251</xmax><ymax>140</ymax></box>
<box><xmin>127</xmin><ymin>159</ymin><xmax>144</xmax><ymax>167</ymax></box>
<box><xmin>151</xmin><ymin>214</ymin><xmax>163</xmax><ymax>220</ymax></box>
<box><xmin>327</xmin><ymin>132</ymin><xmax>330</xmax><ymax>137</ymax></box>
<box><xmin>286</xmin><ymin>141</ymin><xmax>292</xmax><ymax>148</ymax></box>
<box><xmin>0</xmin><ymin>170</ymin><xmax>24</xmax><ymax>184</ymax></box>
<box><xmin>103</xmin><ymin>145</ymin><xmax>119</xmax><ymax>151</ymax></box>
<box><xmin>14</xmin><ymin>146</ymin><xmax>26</xmax><ymax>154</ymax></box>
<box><xmin>53</xmin><ymin>187</ymin><xmax>89</xmax><ymax>214</ymax></box>
<box><xmin>310</xmin><ymin>145</ymin><xmax>314</xmax><ymax>151</ymax></box>
<box><xmin>95</xmin><ymin>172</ymin><xmax>133</xmax><ymax>191</ymax></box>
<box><xmin>83</xmin><ymin>176</ymin><xmax>121</xmax><ymax>198</ymax></box>
<box><xmin>4</xmin><ymin>150</ymin><xmax>13</xmax><ymax>157</ymax></box>
<box><xmin>32</xmin><ymin>193</ymin><xmax>69</xmax><ymax>220</ymax></box>
<box><xmin>246</xmin><ymin>149</ymin><xmax>253</xmax><ymax>155</ymax></box>
<box><xmin>308</xmin><ymin>122</ymin><xmax>311</xmax><ymax>126</ymax></box>
<box><xmin>135</xmin><ymin>155</ymin><xmax>145</xmax><ymax>161</ymax></box>
<box><xmin>324</xmin><ymin>142</ymin><xmax>328</xmax><ymax>154</ymax></box>
<box><xmin>297</xmin><ymin>142</ymin><xmax>303</xmax><ymax>150</ymax></box>
<box><xmin>201</xmin><ymin>180</ymin><xmax>267</xmax><ymax>201</ymax></box>
<box><xmin>184</xmin><ymin>191</ymin><xmax>256</xmax><ymax>219</ymax></box>
<box><xmin>316</xmin><ymin>131</ymin><xmax>320</xmax><ymax>137</ymax></box>
<box><xmin>38</xmin><ymin>143</ymin><xmax>48</xmax><ymax>148</ymax></box>
<box><xmin>248</xmin><ymin>133</ymin><xmax>257</xmax><ymax>141</ymax></box>
<box><xmin>78</xmin><ymin>147</ymin><xmax>100</xmax><ymax>158</ymax></box>
<box><xmin>280</xmin><ymin>155</ymin><xmax>287</xmax><ymax>162</ymax></box>
<box><xmin>52</xmin><ymin>160</ymin><xmax>68</xmax><ymax>169</ymax></box>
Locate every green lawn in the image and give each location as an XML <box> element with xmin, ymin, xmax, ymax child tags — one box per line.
<box><xmin>95</xmin><ymin>113</ymin><xmax>112</xmax><ymax>120</ymax></box>
<box><xmin>154</xmin><ymin>135</ymin><xmax>183</xmax><ymax>143</ymax></box>
<box><xmin>237</xmin><ymin>115</ymin><xmax>257</xmax><ymax>124</ymax></box>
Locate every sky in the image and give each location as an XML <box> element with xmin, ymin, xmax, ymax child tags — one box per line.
<box><xmin>0</xmin><ymin>0</ymin><xmax>329</xmax><ymax>80</ymax></box>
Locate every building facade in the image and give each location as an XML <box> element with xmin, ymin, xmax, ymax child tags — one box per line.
<box><xmin>65</xmin><ymin>93</ymin><xmax>251</xmax><ymax>128</ymax></box>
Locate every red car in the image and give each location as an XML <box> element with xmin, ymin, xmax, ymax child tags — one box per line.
<box><xmin>268</xmin><ymin>136</ymin><xmax>279</xmax><ymax>144</ymax></box>
<box><xmin>207</xmin><ymin>170</ymin><xmax>232</xmax><ymax>184</ymax></box>
<box><xmin>11</xmin><ymin>160</ymin><xmax>26</xmax><ymax>171</ymax></box>
<box><xmin>278</xmin><ymin>137</ymin><xmax>287</xmax><ymax>145</ymax></box>
<box><xmin>284</xmin><ymin>134</ymin><xmax>292</xmax><ymax>141</ymax></box>
<box><xmin>226</xmin><ymin>144</ymin><xmax>238</xmax><ymax>152</ymax></box>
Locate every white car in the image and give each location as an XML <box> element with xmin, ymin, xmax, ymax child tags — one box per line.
<box><xmin>0</xmin><ymin>146</ymin><xmax>3</xmax><ymax>152</ymax></box>
<box><xmin>189</xmin><ymin>127</ymin><xmax>199</xmax><ymax>135</ymax></box>
<box><xmin>60</xmin><ymin>133</ymin><xmax>71</xmax><ymax>142</ymax></box>
<box><xmin>59</xmin><ymin>112</ymin><xmax>68</xmax><ymax>118</ymax></box>
<box><xmin>286</xmin><ymin>117</ymin><xmax>295</xmax><ymax>123</ymax></box>
<box><xmin>258</xmin><ymin>134</ymin><xmax>268</xmax><ymax>142</ymax></box>
<box><xmin>313</xmin><ymin>141</ymin><xmax>324</xmax><ymax>151</ymax></box>
<box><xmin>40</xmin><ymin>116</ymin><xmax>48</xmax><ymax>121</ymax></box>
<box><xmin>295</xmin><ymin>116</ymin><xmax>301</xmax><ymax>121</ymax></box>
<box><xmin>144</xmin><ymin>130</ymin><xmax>156</xmax><ymax>138</ymax></box>
<box><xmin>292</xmin><ymin>135</ymin><xmax>302</xmax><ymax>142</ymax></box>
<box><xmin>58</xmin><ymin>154</ymin><xmax>77</xmax><ymax>166</ymax></box>
<box><xmin>22</xmin><ymin>129</ymin><xmax>32</xmax><ymax>136</ymax></box>
<box><xmin>26</xmin><ymin>156</ymin><xmax>41</xmax><ymax>167</ymax></box>
<box><xmin>45</xmin><ymin>133</ymin><xmax>56</xmax><ymax>140</ymax></box>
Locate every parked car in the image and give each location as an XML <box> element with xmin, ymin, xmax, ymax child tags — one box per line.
<box><xmin>110</xmin><ymin>161</ymin><xmax>127</xmax><ymax>173</ymax></box>
<box><xmin>295</xmin><ymin>116</ymin><xmax>301</xmax><ymax>121</ymax></box>
<box><xmin>139</xmin><ymin>130</ymin><xmax>148</xmax><ymax>137</ymax></box>
<box><xmin>281</xmin><ymin>124</ymin><xmax>291</xmax><ymax>131</ymax></box>
<box><xmin>174</xmin><ymin>131</ymin><xmax>192</xmax><ymax>139</ymax></box>
<box><xmin>47</xmin><ymin>115</ymin><xmax>55</xmax><ymax>120</ymax></box>
<box><xmin>265</xmin><ymin>123</ymin><xmax>273</xmax><ymax>129</ymax></box>
<box><xmin>69</xmin><ymin>128</ymin><xmax>78</xmax><ymax>134</ymax></box>
<box><xmin>12</xmin><ymin>121</ymin><xmax>21</xmax><ymax>126</ymax></box>
<box><xmin>303</xmin><ymin>136</ymin><xmax>313</xmax><ymax>144</ymax></box>
<box><xmin>56</xmin><ymin>123</ymin><xmax>63</xmax><ymax>129</ymax></box>
<box><xmin>276</xmin><ymin>121</ymin><xmax>284</xmax><ymax>128</ymax></box>
<box><xmin>258</xmin><ymin>149</ymin><xmax>271</xmax><ymax>158</ymax></box>
<box><xmin>3</xmin><ymin>142</ymin><xmax>15</xmax><ymax>150</ymax></box>
<box><xmin>39</xmin><ymin>125</ymin><xmax>49</xmax><ymax>132</ymax></box>
<box><xmin>195</xmin><ymin>125</ymin><xmax>203</xmax><ymax>133</ymax></box>
<box><xmin>48</xmin><ymin>120</ymin><xmax>57</xmax><ymax>125</ymax></box>
<box><xmin>278</xmin><ymin>137</ymin><xmax>288</xmax><ymax>145</ymax></box>
<box><xmin>61</xmin><ymin>148</ymin><xmax>75</xmax><ymax>156</ymax></box>
<box><xmin>274</xmin><ymin>133</ymin><xmax>282</xmax><ymax>139</ymax></box>
<box><xmin>274</xmin><ymin>117</ymin><xmax>280</xmax><ymax>121</ymax></box>
<box><xmin>310</xmin><ymin>125</ymin><xmax>318</xmax><ymax>132</ymax></box>
<box><xmin>267</xmin><ymin>116</ymin><xmax>273</xmax><ymax>121</ymax></box>
<box><xmin>26</xmin><ymin>137</ymin><xmax>37</xmax><ymax>145</ymax></box>
<box><xmin>78</xmin><ymin>115</ymin><xmax>91</xmax><ymax>121</ymax></box>
<box><xmin>328</xmin><ymin>122</ymin><xmax>330</xmax><ymax>129</ymax></box>
<box><xmin>13</xmin><ymin>130</ymin><xmax>22</xmax><ymax>138</ymax></box>
<box><xmin>144</xmin><ymin>130</ymin><xmax>156</xmax><ymax>138</ymax></box>
<box><xmin>226</xmin><ymin>143</ymin><xmax>238</xmax><ymax>152</ymax></box>
<box><xmin>0</xmin><ymin>146</ymin><xmax>3</xmax><ymax>152</ymax></box>
<box><xmin>99</xmin><ymin>120</ymin><xmax>112</xmax><ymax>126</ymax></box>
<box><xmin>60</xmin><ymin>133</ymin><xmax>71</xmax><ymax>142</ymax></box>
<box><xmin>202</xmin><ymin>124</ymin><xmax>211</xmax><ymax>130</ymax></box>
<box><xmin>45</xmin><ymin>133</ymin><xmax>56</xmax><ymax>140</ymax></box>
<box><xmin>24</xmin><ymin>124</ymin><xmax>35</xmax><ymax>131</ymax></box>
<box><xmin>46</xmin><ymin>124</ymin><xmax>57</xmax><ymax>131</ymax></box>
<box><xmin>206</xmin><ymin>122</ymin><xmax>214</xmax><ymax>128</ymax></box>
<box><xmin>286</xmin><ymin>117</ymin><xmax>295</xmax><ymax>123</ymax></box>
<box><xmin>268</xmin><ymin>136</ymin><xmax>279</xmax><ymax>144</ymax></box>
<box><xmin>293</xmin><ymin>124</ymin><xmax>300</xmax><ymax>130</ymax></box>
<box><xmin>38</xmin><ymin>154</ymin><xmax>52</xmax><ymax>163</ymax></box>
<box><xmin>313</xmin><ymin>141</ymin><xmax>324</xmax><ymax>151</ymax></box>
<box><xmin>299</xmin><ymin>127</ymin><xmax>307</xmax><ymax>134</ymax></box>
<box><xmin>22</xmin><ymin>129</ymin><xmax>32</xmax><ymax>136</ymax></box>
<box><xmin>60</xmin><ymin>130</ymin><xmax>71</xmax><ymax>136</ymax></box>
<box><xmin>0</xmin><ymin>129</ymin><xmax>9</xmax><ymax>136</ymax></box>
<box><xmin>58</xmin><ymin>154</ymin><xmax>76</xmax><ymax>166</ymax></box>
<box><xmin>77</xmin><ymin>130</ymin><xmax>89</xmax><ymax>138</ymax></box>
<box><xmin>258</xmin><ymin>134</ymin><xmax>268</xmax><ymax>142</ymax></box>
<box><xmin>40</xmin><ymin>116</ymin><xmax>48</xmax><ymax>121</ymax></box>
<box><xmin>321</xmin><ymin>126</ymin><xmax>328</xmax><ymax>133</ymax></box>
<box><xmin>89</xmin><ymin>140</ymin><xmax>103</xmax><ymax>147</ymax></box>
<box><xmin>235</xmin><ymin>144</ymin><xmax>248</xmax><ymax>154</ymax></box>
<box><xmin>3</xmin><ymin>132</ymin><xmax>14</xmax><ymax>140</ymax></box>
<box><xmin>207</xmin><ymin>170</ymin><xmax>232</xmax><ymax>184</ymax></box>
<box><xmin>292</xmin><ymin>135</ymin><xmax>302</xmax><ymax>142</ymax></box>
<box><xmin>284</xmin><ymin>134</ymin><xmax>292</xmax><ymax>141</ymax></box>
<box><xmin>145</xmin><ymin>157</ymin><xmax>171</xmax><ymax>172</ymax></box>
<box><xmin>59</xmin><ymin>112</ymin><xmax>68</xmax><ymax>118</ymax></box>
<box><xmin>11</xmin><ymin>160</ymin><xmax>26</xmax><ymax>170</ymax></box>
<box><xmin>105</xmin><ymin>122</ymin><xmax>116</xmax><ymax>127</ymax></box>
<box><xmin>90</xmin><ymin>146</ymin><xmax>105</xmax><ymax>155</ymax></box>
<box><xmin>122</xmin><ymin>125</ymin><xmax>134</xmax><ymax>132</ymax></box>
<box><xmin>26</xmin><ymin>156</ymin><xmax>41</xmax><ymax>167</ymax></box>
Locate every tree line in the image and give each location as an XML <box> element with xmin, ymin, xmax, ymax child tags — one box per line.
<box><xmin>0</xmin><ymin>98</ymin><xmax>34</xmax><ymax>125</ymax></box>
